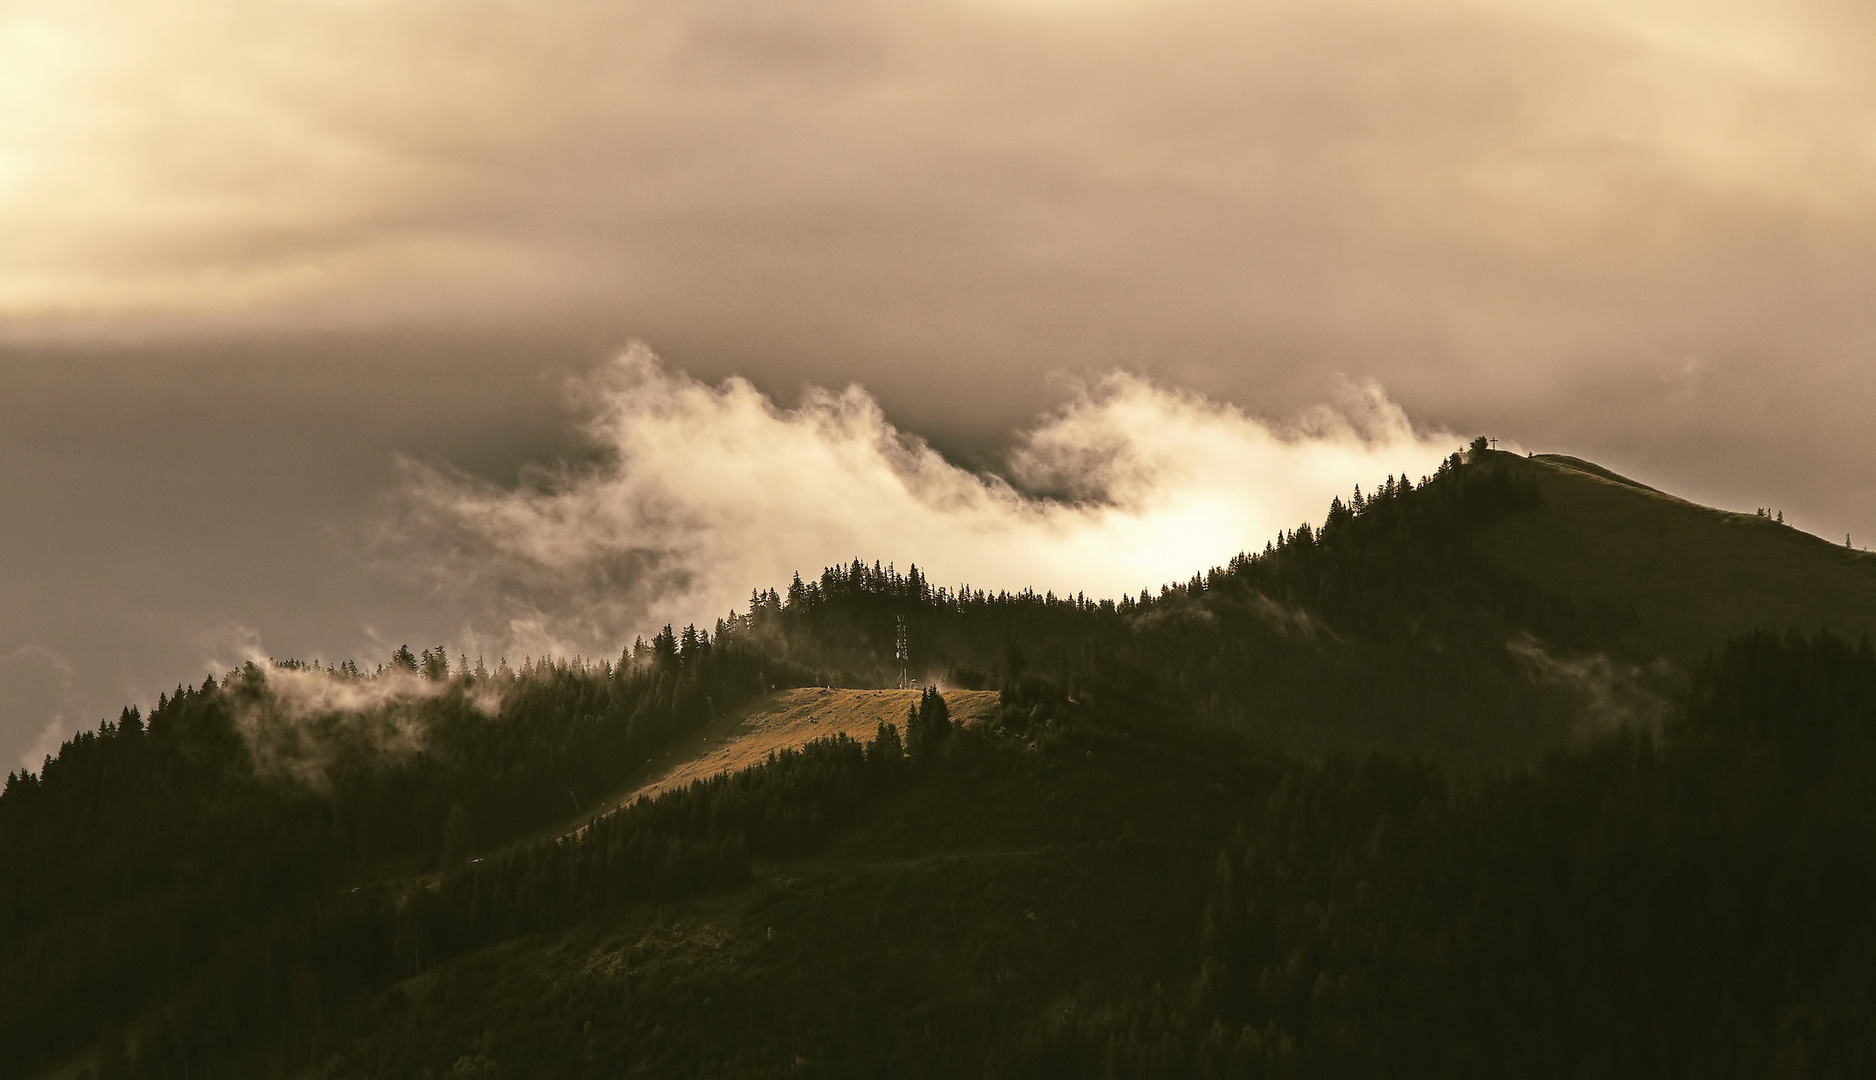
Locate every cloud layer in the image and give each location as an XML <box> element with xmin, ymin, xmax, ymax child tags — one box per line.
<box><xmin>7</xmin><ymin>0</ymin><xmax>1872</xmax><ymax>368</ymax></box>
<box><xmin>6</xmin><ymin>0</ymin><xmax>1874</xmax><ymax>774</ymax></box>
<box><xmin>9</xmin><ymin>0</ymin><xmax>1873</xmax><ymax>536</ymax></box>
<box><xmin>399</xmin><ymin>347</ymin><xmax>1453</xmax><ymax>655</ymax></box>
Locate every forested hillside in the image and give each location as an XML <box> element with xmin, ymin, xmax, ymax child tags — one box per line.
<box><xmin>4</xmin><ymin>443</ymin><xmax>1874</xmax><ymax>1077</ymax></box>
<box><xmin>0</xmin><ymin>634</ymin><xmax>817</xmax><ymax>1075</ymax></box>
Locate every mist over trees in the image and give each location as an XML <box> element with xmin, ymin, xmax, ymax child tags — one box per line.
<box><xmin>3</xmin><ymin>448</ymin><xmax>1873</xmax><ymax>1077</ymax></box>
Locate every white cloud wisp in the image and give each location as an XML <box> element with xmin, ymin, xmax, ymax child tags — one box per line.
<box><xmin>398</xmin><ymin>346</ymin><xmax>1456</xmax><ymax>656</ymax></box>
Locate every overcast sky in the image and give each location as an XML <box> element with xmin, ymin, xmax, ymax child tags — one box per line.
<box><xmin>4</xmin><ymin>0</ymin><xmax>1874</xmax><ymax>770</ymax></box>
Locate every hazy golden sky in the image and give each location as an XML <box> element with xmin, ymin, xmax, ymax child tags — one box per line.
<box><xmin>7</xmin><ymin>1</ymin><xmax>1875</xmax><ymax>472</ymax></box>
<box><xmin>3</xmin><ymin>0</ymin><xmax>1874</xmax><ymax>768</ymax></box>
<box><xmin>7</xmin><ymin>0</ymin><xmax>1872</xmax><ymax>349</ymax></box>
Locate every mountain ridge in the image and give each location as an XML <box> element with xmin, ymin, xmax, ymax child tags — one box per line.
<box><xmin>1480</xmin><ymin>450</ymin><xmax>1876</xmax><ymax>660</ymax></box>
<box><xmin>7</xmin><ymin>444</ymin><xmax>1876</xmax><ymax>1079</ymax></box>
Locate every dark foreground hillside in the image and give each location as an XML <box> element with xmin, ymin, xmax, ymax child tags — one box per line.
<box><xmin>323</xmin><ymin>634</ymin><xmax>1876</xmax><ymax>1077</ymax></box>
<box><xmin>18</xmin><ymin>632</ymin><xmax>1874</xmax><ymax>1079</ymax></box>
<box><xmin>5</xmin><ymin>444</ymin><xmax>1875</xmax><ymax>1077</ymax></box>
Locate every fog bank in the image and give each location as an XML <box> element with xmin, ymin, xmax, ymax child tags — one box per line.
<box><xmin>397</xmin><ymin>347</ymin><xmax>1455</xmax><ymax>656</ymax></box>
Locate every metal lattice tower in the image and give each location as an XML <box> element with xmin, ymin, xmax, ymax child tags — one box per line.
<box><xmin>895</xmin><ymin>615</ymin><xmax>909</xmax><ymax>690</ymax></box>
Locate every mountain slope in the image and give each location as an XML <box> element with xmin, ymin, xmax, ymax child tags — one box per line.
<box><xmin>242</xmin><ymin>633</ymin><xmax>1876</xmax><ymax>1078</ymax></box>
<box><xmin>9</xmin><ymin>445</ymin><xmax>1876</xmax><ymax>1078</ymax></box>
<box><xmin>1479</xmin><ymin>453</ymin><xmax>1876</xmax><ymax>658</ymax></box>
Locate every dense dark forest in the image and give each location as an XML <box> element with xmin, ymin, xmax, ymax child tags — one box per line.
<box><xmin>3</xmin><ymin>443</ymin><xmax>1873</xmax><ymax>1077</ymax></box>
<box><xmin>0</xmin><ymin>631</ymin><xmax>819</xmax><ymax>1075</ymax></box>
<box><xmin>1009</xmin><ymin>629</ymin><xmax>1876</xmax><ymax>1077</ymax></box>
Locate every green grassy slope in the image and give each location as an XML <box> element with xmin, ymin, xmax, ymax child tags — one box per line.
<box><xmin>1477</xmin><ymin>453</ymin><xmax>1876</xmax><ymax>659</ymax></box>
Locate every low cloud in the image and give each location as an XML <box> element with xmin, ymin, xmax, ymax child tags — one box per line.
<box><xmin>1245</xmin><ymin>592</ymin><xmax>1336</xmax><ymax>643</ymax></box>
<box><xmin>396</xmin><ymin>346</ymin><xmax>1453</xmax><ymax>657</ymax></box>
<box><xmin>190</xmin><ymin>626</ymin><xmax>503</xmax><ymax>789</ymax></box>
<box><xmin>17</xmin><ymin>714</ymin><xmax>75</xmax><ymax>777</ymax></box>
<box><xmin>8</xmin><ymin>0</ymin><xmax>1876</xmax><ymax>563</ymax></box>
<box><xmin>224</xmin><ymin>660</ymin><xmax>502</xmax><ymax>790</ymax></box>
<box><xmin>4</xmin><ymin>646</ymin><xmax>79</xmax><ymax>774</ymax></box>
<box><xmin>1508</xmin><ymin>633</ymin><xmax>1667</xmax><ymax>734</ymax></box>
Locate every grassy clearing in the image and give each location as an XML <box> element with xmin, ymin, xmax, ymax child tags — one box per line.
<box><xmin>570</xmin><ymin>689</ymin><xmax>1000</xmax><ymax>832</ymax></box>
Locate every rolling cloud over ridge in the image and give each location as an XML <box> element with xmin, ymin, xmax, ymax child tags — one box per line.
<box><xmin>5</xmin><ymin>0</ymin><xmax>1873</xmax><ymax>776</ymax></box>
<box><xmin>396</xmin><ymin>346</ymin><xmax>1455</xmax><ymax>657</ymax></box>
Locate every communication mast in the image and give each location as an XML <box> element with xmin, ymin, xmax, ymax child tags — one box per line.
<box><xmin>895</xmin><ymin>615</ymin><xmax>910</xmax><ymax>690</ymax></box>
